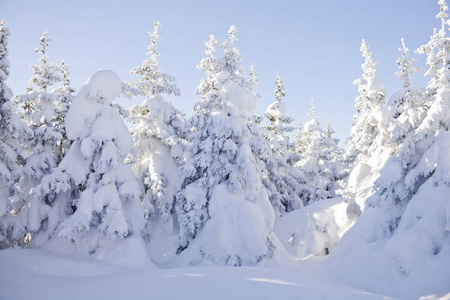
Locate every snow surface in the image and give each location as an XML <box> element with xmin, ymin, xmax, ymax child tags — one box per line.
<box><xmin>2</xmin><ymin>190</ymin><xmax>449</xmax><ymax>300</ymax></box>
<box><xmin>0</xmin><ymin>246</ymin><xmax>399</xmax><ymax>300</ymax></box>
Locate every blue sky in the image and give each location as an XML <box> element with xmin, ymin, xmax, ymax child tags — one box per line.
<box><xmin>1</xmin><ymin>0</ymin><xmax>438</xmax><ymax>142</ymax></box>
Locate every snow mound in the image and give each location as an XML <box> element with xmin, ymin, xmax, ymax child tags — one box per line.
<box><xmin>265</xmin><ymin>100</ymin><xmax>287</xmax><ymax>119</ymax></box>
<box><xmin>275</xmin><ymin>197</ymin><xmax>351</xmax><ymax>258</ymax></box>
<box><xmin>86</xmin><ymin>69</ymin><xmax>122</xmax><ymax>104</ymax></box>
<box><xmin>222</xmin><ymin>80</ymin><xmax>258</xmax><ymax>118</ymax></box>
<box><xmin>324</xmin><ymin>174</ymin><xmax>450</xmax><ymax>299</ymax></box>
<box><xmin>184</xmin><ymin>184</ymin><xmax>274</xmax><ymax>266</ymax></box>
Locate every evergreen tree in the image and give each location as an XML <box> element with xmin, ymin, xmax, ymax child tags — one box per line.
<box><xmin>388</xmin><ymin>39</ymin><xmax>419</xmax><ymax>118</ymax></box>
<box><xmin>324</xmin><ymin>122</ymin><xmax>347</xmax><ymax>196</ymax></box>
<box><xmin>340</xmin><ymin>40</ymin><xmax>393</xmax><ymax>218</ymax></box>
<box><xmin>343</xmin><ymin>2</ymin><xmax>450</xmax><ymax>276</ymax></box>
<box><xmin>176</xmin><ymin>26</ymin><xmax>279</xmax><ymax>265</ymax></box>
<box><xmin>129</xmin><ymin>21</ymin><xmax>180</xmax><ymax>97</ymax></box>
<box><xmin>292</xmin><ymin>122</ymin><xmax>305</xmax><ymax>155</ymax></box>
<box><xmin>11</xmin><ymin>30</ymin><xmax>63</xmax><ymax>245</ymax></box>
<box><xmin>295</xmin><ymin>99</ymin><xmax>332</xmax><ymax>204</ymax></box>
<box><xmin>346</xmin><ymin>39</ymin><xmax>387</xmax><ymax>161</ymax></box>
<box><xmin>0</xmin><ymin>20</ymin><xmax>32</xmax><ymax>248</ymax></box>
<box><xmin>416</xmin><ymin>0</ymin><xmax>450</xmax><ymax>95</ymax></box>
<box><xmin>370</xmin><ymin>2</ymin><xmax>450</xmax><ymax>219</ymax></box>
<box><xmin>35</xmin><ymin>70</ymin><xmax>145</xmax><ymax>253</ymax></box>
<box><xmin>262</xmin><ymin>73</ymin><xmax>304</xmax><ymax>216</ymax></box>
<box><xmin>53</xmin><ymin>60</ymin><xmax>76</xmax><ymax>157</ymax></box>
<box><xmin>128</xmin><ymin>21</ymin><xmax>185</xmax><ymax>235</ymax></box>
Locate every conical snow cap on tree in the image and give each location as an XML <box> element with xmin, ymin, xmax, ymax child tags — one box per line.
<box><xmin>129</xmin><ymin>22</ymin><xmax>180</xmax><ymax>97</ymax></box>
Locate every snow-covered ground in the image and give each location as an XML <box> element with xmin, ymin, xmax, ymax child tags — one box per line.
<box><xmin>1</xmin><ymin>196</ymin><xmax>449</xmax><ymax>300</ymax></box>
<box><xmin>0</xmin><ymin>246</ymin><xmax>393</xmax><ymax>300</ymax></box>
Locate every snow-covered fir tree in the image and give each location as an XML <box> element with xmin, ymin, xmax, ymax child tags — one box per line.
<box><xmin>346</xmin><ymin>39</ymin><xmax>387</xmax><ymax>161</ymax></box>
<box><xmin>295</xmin><ymin>99</ymin><xmax>336</xmax><ymax>204</ymax></box>
<box><xmin>53</xmin><ymin>60</ymin><xmax>75</xmax><ymax>157</ymax></box>
<box><xmin>35</xmin><ymin>70</ymin><xmax>145</xmax><ymax>252</ymax></box>
<box><xmin>340</xmin><ymin>39</ymin><xmax>394</xmax><ymax>218</ymax></box>
<box><xmin>324</xmin><ymin>122</ymin><xmax>347</xmax><ymax>195</ymax></box>
<box><xmin>292</xmin><ymin>122</ymin><xmax>305</xmax><ymax>155</ymax></box>
<box><xmin>262</xmin><ymin>73</ymin><xmax>304</xmax><ymax>216</ymax></box>
<box><xmin>128</xmin><ymin>21</ymin><xmax>185</xmax><ymax>236</ymax></box>
<box><xmin>416</xmin><ymin>0</ymin><xmax>450</xmax><ymax>95</ymax></box>
<box><xmin>129</xmin><ymin>21</ymin><xmax>180</xmax><ymax>97</ymax></box>
<box><xmin>388</xmin><ymin>39</ymin><xmax>419</xmax><ymax>118</ymax></box>
<box><xmin>0</xmin><ymin>20</ymin><xmax>33</xmax><ymax>248</ymax></box>
<box><xmin>176</xmin><ymin>26</ymin><xmax>280</xmax><ymax>266</ymax></box>
<box><xmin>371</xmin><ymin>0</ymin><xmax>450</xmax><ymax>217</ymax></box>
<box><xmin>336</xmin><ymin>1</ymin><xmax>450</xmax><ymax>278</ymax></box>
<box><xmin>11</xmin><ymin>30</ymin><xmax>63</xmax><ymax>245</ymax></box>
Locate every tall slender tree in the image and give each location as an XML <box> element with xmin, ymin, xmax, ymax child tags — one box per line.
<box><xmin>11</xmin><ymin>30</ymin><xmax>63</xmax><ymax>245</ymax></box>
<box><xmin>0</xmin><ymin>20</ymin><xmax>32</xmax><ymax>248</ymax></box>
<box><xmin>262</xmin><ymin>73</ymin><xmax>304</xmax><ymax>215</ymax></box>
<box><xmin>128</xmin><ymin>21</ymin><xmax>185</xmax><ymax>236</ymax></box>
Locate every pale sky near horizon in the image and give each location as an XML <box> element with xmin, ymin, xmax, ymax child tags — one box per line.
<box><xmin>1</xmin><ymin>0</ymin><xmax>439</xmax><ymax>143</ymax></box>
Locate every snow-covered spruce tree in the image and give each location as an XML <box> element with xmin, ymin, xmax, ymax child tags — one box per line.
<box><xmin>333</xmin><ymin>2</ymin><xmax>450</xmax><ymax>279</ymax></box>
<box><xmin>10</xmin><ymin>30</ymin><xmax>63</xmax><ymax>245</ymax></box>
<box><xmin>324</xmin><ymin>122</ymin><xmax>347</xmax><ymax>195</ymax></box>
<box><xmin>127</xmin><ymin>21</ymin><xmax>184</xmax><ymax>235</ymax></box>
<box><xmin>372</xmin><ymin>0</ymin><xmax>450</xmax><ymax>236</ymax></box>
<box><xmin>292</xmin><ymin>121</ymin><xmax>305</xmax><ymax>155</ymax></box>
<box><xmin>388</xmin><ymin>39</ymin><xmax>420</xmax><ymax>119</ymax></box>
<box><xmin>346</xmin><ymin>39</ymin><xmax>387</xmax><ymax>161</ymax></box>
<box><xmin>53</xmin><ymin>60</ymin><xmax>76</xmax><ymax>157</ymax></box>
<box><xmin>362</xmin><ymin>5</ymin><xmax>450</xmax><ymax>221</ymax></box>
<box><xmin>340</xmin><ymin>39</ymin><xmax>393</xmax><ymax>217</ymax></box>
<box><xmin>416</xmin><ymin>0</ymin><xmax>450</xmax><ymax>95</ymax></box>
<box><xmin>176</xmin><ymin>26</ymin><xmax>279</xmax><ymax>266</ymax></box>
<box><xmin>295</xmin><ymin>99</ymin><xmax>337</xmax><ymax>204</ymax></box>
<box><xmin>129</xmin><ymin>22</ymin><xmax>179</xmax><ymax>97</ymax></box>
<box><xmin>0</xmin><ymin>20</ymin><xmax>33</xmax><ymax>248</ymax></box>
<box><xmin>34</xmin><ymin>70</ymin><xmax>145</xmax><ymax>253</ymax></box>
<box><xmin>22</xmin><ymin>60</ymin><xmax>77</xmax><ymax>246</ymax></box>
<box><xmin>262</xmin><ymin>73</ymin><xmax>304</xmax><ymax>216</ymax></box>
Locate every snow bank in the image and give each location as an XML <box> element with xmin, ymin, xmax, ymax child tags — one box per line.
<box><xmin>182</xmin><ymin>184</ymin><xmax>276</xmax><ymax>266</ymax></box>
<box><xmin>275</xmin><ymin>197</ymin><xmax>351</xmax><ymax>258</ymax></box>
<box><xmin>324</xmin><ymin>174</ymin><xmax>450</xmax><ymax>299</ymax></box>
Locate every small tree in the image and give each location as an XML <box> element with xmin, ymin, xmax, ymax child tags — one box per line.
<box><xmin>295</xmin><ymin>99</ymin><xmax>332</xmax><ymax>204</ymax></box>
<box><xmin>262</xmin><ymin>73</ymin><xmax>304</xmax><ymax>215</ymax></box>
<box><xmin>416</xmin><ymin>0</ymin><xmax>450</xmax><ymax>95</ymax></box>
<box><xmin>388</xmin><ymin>39</ymin><xmax>420</xmax><ymax>118</ymax></box>
<box><xmin>129</xmin><ymin>21</ymin><xmax>180</xmax><ymax>97</ymax></box>
<box><xmin>53</xmin><ymin>60</ymin><xmax>76</xmax><ymax>157</ymax></box>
